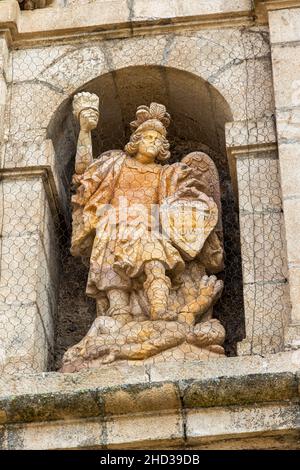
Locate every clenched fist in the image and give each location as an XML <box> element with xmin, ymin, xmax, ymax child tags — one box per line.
<box><xmin>73</xmin><ymin>92</ymin><xmax>100</xmax><ymax>132</ymax></box>
<box><xmin>79</xmin><ymin>108</ymin><xmax>99</xmax><ymax>132</ymax></box>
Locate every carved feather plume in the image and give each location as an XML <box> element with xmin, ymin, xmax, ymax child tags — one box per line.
<box><xmin>130</xmin><ymin>102</ymin><xmax>170</xmax><ymax>130</ymax></box>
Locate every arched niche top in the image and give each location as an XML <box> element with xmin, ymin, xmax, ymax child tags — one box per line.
<box><xmin>47</xmin><ymin>65</ymin><xmax>233</xmax><ymax>189</ymax></box>
<box><xmin>9</xmin><ymin>29</ymin><xmax>272</xmax><ymax>157</ymax></box>
<box><xmin>37</xmin><ymin>29</ymin><xmax>271</xmax><ymax>126</ymax></box>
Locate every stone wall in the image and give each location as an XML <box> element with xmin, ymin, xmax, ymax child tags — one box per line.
<box><xmin>4</xmin><ymin>20</ymin><xmax>285</xmax><ymax>365</ymax></box>
<box><xmin>268</xmin><ymin>7</ymin><xmax>300</xmax><ymax>349</ymax></box>
<box><xmin>0</xmin><ymin>0</ymin><xmax>297</xmax><ymax>358</ymax></box>
<box><xmin>0</xmin><ymin>0</ymin><xmax>299</xmax><ymax>450</ymax></box>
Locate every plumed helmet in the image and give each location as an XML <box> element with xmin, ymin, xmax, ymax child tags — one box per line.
<box><xmin>130</xmin><ymin>103</ymin><xmax>170</xmax><ymax>137</ymax></box>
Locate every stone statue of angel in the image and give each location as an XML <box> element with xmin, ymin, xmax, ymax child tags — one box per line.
<box><xmin>61</xmin><ymin>92</ymin><xmax>226</xmax><ymax>372</ymax></box>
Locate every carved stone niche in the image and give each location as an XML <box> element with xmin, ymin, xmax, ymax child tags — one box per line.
<box><xmin>58</xmin><ymin>96</ymin><xmax>228</xmax><ymax>373</ymax></box>
<box><xmin>18</xmin><ymin>0</ymin><xmax>52</xmax><ymax>10</ymax></box>
<box><xmin>48</xmin><ymin>66</ymin><xmax>244</xmax><ymax>372</ymax></box>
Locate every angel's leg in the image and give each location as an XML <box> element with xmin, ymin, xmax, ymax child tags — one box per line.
<box><xmin>106</xmin><ymin>288</ymin><xmax>131</xmax><ymax>319</ymax></box>
<box><xmin>144</xmin><ymin>260</ymin><xmax>170</xmax><ymax>320</ymax></box>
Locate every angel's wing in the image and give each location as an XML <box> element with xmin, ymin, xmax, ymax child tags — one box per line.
<box><xmin>181</xmin><ymin>151</ymin><xmax>223</xmax><ymax>242</ymax></box>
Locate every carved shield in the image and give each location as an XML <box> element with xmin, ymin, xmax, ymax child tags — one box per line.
<box><xmin>182</xmin><ymin>151</ymin><xmax>223</xmax><ymax>242</ymax></box>
<box><xmin>160</xmin><ymin>194</ymin><xmax>218</xmax><ymax>260</ymax></box>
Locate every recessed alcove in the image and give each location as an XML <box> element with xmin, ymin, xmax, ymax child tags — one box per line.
<box><xmin>47</xmin><ymin>65</ymin><xmax>245</xmax><ymax>368</ymax></box>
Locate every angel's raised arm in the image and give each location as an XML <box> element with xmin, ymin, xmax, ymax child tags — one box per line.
<box><xmin>73</xmin><ymin>92</ymin><xmax>100</xmax><ymax>175</ymax></box>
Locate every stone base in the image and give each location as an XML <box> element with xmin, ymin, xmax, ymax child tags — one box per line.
<box><xmin>62</xmin><ymin>343</ymin><xmax>224</xmax><ymax>373</ymax></box>
<box><xmin>0</xmin><ymin>352</ymin><xmax>299</xmax><ymax>449</ymax></box>
<box><xmin>60</xmin><ymin>316</ymin><xmax>226</xmax><ymax>373</ymax></box>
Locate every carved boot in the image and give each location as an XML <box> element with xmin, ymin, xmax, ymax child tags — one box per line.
<box><xmin>143</xmin><ymin>262</ymin><xmax>172</xmax><ymax>320</ymax></box>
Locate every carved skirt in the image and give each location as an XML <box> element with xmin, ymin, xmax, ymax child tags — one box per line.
<box><xmin>86</xmin><ymin>216</ymin><xmax>184</xmax><ymax>296</ymax></box>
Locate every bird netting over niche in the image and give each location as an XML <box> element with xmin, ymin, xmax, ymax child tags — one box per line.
<box><xmin>1</xmin><ymin>28</ymin><xmax>287</xmax><ymax>374</ymax></box>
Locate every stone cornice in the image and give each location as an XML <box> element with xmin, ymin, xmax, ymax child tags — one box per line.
<box><xmin>0</xmin><ymin>0</ymin><xmax>257</xmax><ymax>47</ymax></box>
<box><xmin>0</xmin><ymin>166</ymin><xmax>63</xmax><ymax>222</ymax></box>
<box><xmin>225</xmin><ymin>116</ymin><xmax>278</xmax><ymax>196</ymax></box>
<box><xmin>0</xmin><ymin>0</ymin><xmax>19</xmax><ymax>42</ymax></box>
<box><xmin>255</xmin><ymin>0</ymin><xmax>300</xmax><ymax>21</ymax></box>
<box><xmin>0</xmin><ymin>352</ymin><xmax>298</xmax><ymax>426</ymax></box>
<box><xmin>0</xmin><ymin>352</ymin><xmax>299</xmax><ymax>449</ymax></box>
<box><xmin>1</xmin><ymin>0</ymin><xmax>299</xmax><ymax>46</ymax></box>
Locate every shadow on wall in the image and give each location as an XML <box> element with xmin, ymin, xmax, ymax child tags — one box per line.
<box><xmin>47</xmin><ymin>65</ymin><xmax>245</xmax><ymax>367</ymax></box>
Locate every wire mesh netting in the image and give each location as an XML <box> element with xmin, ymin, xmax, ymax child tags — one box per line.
<box><xmin>0</xmin><ymin>24</ymin><xmax>289</xmax><ymax>374</ymax></box>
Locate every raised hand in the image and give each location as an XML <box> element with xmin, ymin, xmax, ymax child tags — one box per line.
<box><xmin>79</xmin><ymin>108</ymin><xmax>99</xmax><ymax>132</ymax></box>
<box><xmin>72</xmin><ymin>92</ymin><xmax>100</xmax><ymax>174</ymax></box>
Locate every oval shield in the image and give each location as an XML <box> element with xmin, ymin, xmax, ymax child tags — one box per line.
<box><xmin>160</xmin><ymin>194</ymin><xmax>218</xmax><ymax>260</ymax></box>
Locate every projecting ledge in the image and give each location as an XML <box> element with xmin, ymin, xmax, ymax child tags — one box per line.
<box><xmin>1</xmin><ymin>0</ymin><xmax>256</xmax><ymax>45</ymax></box>
<box><xmin>0</xmin><ymin>352</ymin><xmax>299</xmax><ymax>449</ymax></box>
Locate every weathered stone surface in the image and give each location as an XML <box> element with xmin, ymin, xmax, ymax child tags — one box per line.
<box><xmin>133</xmin><ymin>0</ymin><xmax>252</xmax><ymax>20</ymax></box>
<box><xmin>238</xmin><ymin>281</ymin><xmax>289</xmax><ymax>355</ymax></box>
<box><xmin>106</xmin><ymin>411</ymin><xmax>184</xmax><ymax>449</ymax></box>
<box><xmin>11</xmin><ymin>45</ymin><xmax>76</xmax><ymax>83</ymax></box>
<box><xmin>0</xmin><ymin>389</ymin><xmax>102</xmax><ymax>425</ymax></box>
<box><xmin>0</xmin><ymin>234</ymin><xmax>43</xmax><ymax>304</ymax></box>
<box><xmin>0</xmin><ymin>351</ymin><xmax>299</xmax><ymax>423</ymax></box>
<box><xmin>104</xmin><ymin>383</ymin><xmax>181</xmax><ymax>417</ymax></box>
<box><xmin>282</xmin><ymin>198</ymin><xmax>300</xmax><ymax>265</ymax></box>
<box><xmin>8</xmin><ymin>0</ymin><xmax>254</xmax><ymax>42</ymax></box>
<box><xmin>183</xmin><ymin>372</ymin><xmax>298</xmax><ymax>408</ymax></box>
<box><xmin>225</xmin><ymin>117</ymin><xmax>276</xmax><ymax>149</ymax></box>
<box><xmin>0</xmin><ymin>352</ymin><xmax>299</xmax><ymax>449</ymax></box>
<box><xmin>285</xmin><ymin>325</ymin><xmax>300</xmax><ymax>349</ymax></box>
<box><xmin>9</xmin><ymin>82</ymin><xmax>67</xmax><ymax>137</ymax></box>
<box><xmin>239</xmin><ymin>211</ymin><xmax>287</xmax><ymax>283</ymax></box>
<box><xmin>4</xmin><ymin>138</ymin><xmax>55</xmax><ymax>168</ymax></box>
<box><xmin>0</xmin><ymin>177</ymin><xmax>58</xmax><ymax>373</ymax></box>
<box><xmin>0</xmin><ymin>37</ymin><xmax>9</xmax><ymax>80</ymax></box>
<box><xmin>269</xmin><ymin>7</ymin><xmax>300</xmax><ymax>342</ymax></box>
<box><xmin>149</xmin><ymin>351</ymin><xmax>300</xmax><ymax>382</ymax></box>
<box><xmin>0</xmin><ymin>302</ymin><xmax>50</xmax><ymax>374</ymax></box>
<box><xmin>186</xmin><ymin>403</ymin><xmax>300</xmax><ymax>446</ymax></box>
<box><xmin>269</xmin><ymin>8</ymin><xmax>300</xmax><ymax>44</ymax></box>
<box><xmin>277</xmin><ymin>143</ymin><xmax>300</xmax><ymax>199</ymax></box>
<box><xmin>0</xmin><ymin>362</ymin><xmax>149</xmax><ymax>397</ymax></box>
<box><xmin>233</xmin><ymin>149</ymin><xmax>289</xmax><ymax>355</ymax></box>
<box><xmin>237</xmin><ymin>153</ymin><xmax>282</xmax><ymax>213</ymax></box>
<box><xmin>1</xmin><ymin>178</ymin><xmax>44</xmax><ymax>235</ymax></box>
<box><xmin>271</xmin><ymin>44</ymin><xmax>300</xmax><ymax>109</ymax></box>
<box><xmin>6</xmin><ymin>28</ymin><xmax>273</xmax><ymax>149</ymax></box>
<box><xmin>187</xmin><ymin>432</ymin><xmax>300</xmax><ymax>450</ymax></box>
<box><xmin>6</xmin><ymin>418</ymin><xmax>104</xmax><ymax>450</ymax></box>
<box><xmin>0</xmin><ymin>1</ymin><xmax>19</xmax><ymax>28</ymax></box>
<box><xmin>0</xmin><ymin>71</ymin><xmax>7</xmax><ymax>145</ymax></box>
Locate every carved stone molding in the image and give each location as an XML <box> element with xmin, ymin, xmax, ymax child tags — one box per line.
<box><xmin>255</xmin><ymin>0</ymin><xmax>300</xmax><ymax>21</ymax></box>
<box><xmin>0</xmin><ymin>0</ymin><xmax>256</xmax><ymax>46</ymax></box>
<box><xmin>0</xmin><ymin>352</ymin><xmax>299</xmax><ymax>449</ymax></box>
<box><xmin>0</xmin><ymin>165</ymin><xmax>62</xmax><ymax>220</ymax></box>
<box><xmin>225</xmin><ymin>116</ymin><xmax>278</xmax><ymax>196</ymax></box>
